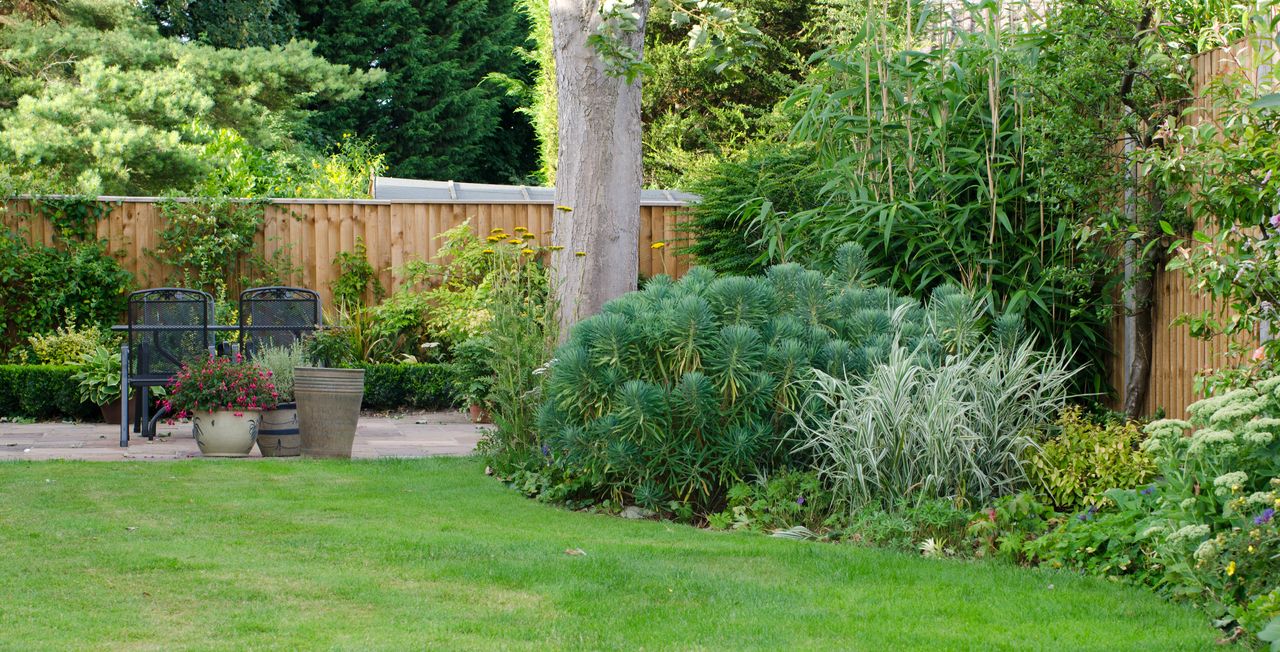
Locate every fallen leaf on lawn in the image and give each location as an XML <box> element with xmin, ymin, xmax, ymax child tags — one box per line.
<box><xmin>564</xmin><ymin>548</ymin><xmax>587</xmax><ymax>556</ymax></box>
<box><xmin>126</xmin><ymin>527</ymin><xmax>137</xmax><ymax>532</ymax></box>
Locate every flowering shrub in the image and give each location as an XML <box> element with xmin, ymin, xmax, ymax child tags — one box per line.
<box><xmin>164</xmin><ymin>355</ymin><xmax>278</xmax><ymax>418</ymax></box>
<box><xmin>1032</xmin><ymin>373</ymin><xmax>1280</xmax><ymax>643</ymax></box>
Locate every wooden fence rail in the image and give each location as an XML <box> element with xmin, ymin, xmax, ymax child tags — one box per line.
<box><xmin>0</xmin><ymin>197</ymin><xmax>692</xmax><ymax>311</ymax></box>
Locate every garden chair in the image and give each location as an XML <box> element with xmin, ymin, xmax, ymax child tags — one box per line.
<box><xmin>119</xmin><ymin>288</ymin><xmax>214</xmax><ymax>446</ymax></box>
<box><xmin>237</xmin><ymin>286</ymin><xmax>322</xmax><ymax>359</ymax></box>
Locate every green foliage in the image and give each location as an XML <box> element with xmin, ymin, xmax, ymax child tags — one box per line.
<box><xmin>151</xmin><ymin>197</ymin><xmax>267</xmax><ymax>295</ymax></box>
<box><xmin>679</xmin><ymin>144</ymin><xmax>824</xmax><ymax>275</ymax></box>
<box><xmin>0</xmin><ymin>0</ymin><xmax>379</xmax><ymax>195</ymax></box>
<box><xmin>0</xmin><ymin>364</ymin><xmax>96</xmax><ymax>420</ymax></box>
<box><xmin>841</xmin><ymin>498</ymin><xmax>973</xmax><ymax>554</ymax></box>
<box><xmin>641</xmin><ymin>0</ymin><xmax>817</xmax><ymax>186</ymax></box>
<box><xmin>1033</xmin><ymin>371</ymin><xmax>1280</xmax><ymax>640</ymax></box>
<box><xmin>965</xmin><ymin>492</ymin><xmax>1057</xmax><ymax>564</ymax></box>
<box><xmin>0</xmin><ymin>231</ymin><xmax>133</xmax><ymax>356</ymax></box>
<box><xmin>748</xmin><ymin>3</ymin><xmax>1124</xmax><ymax>396</ymax></box>
<box><xmin>142</xmin><ymin>0</ymin><xmax>296</xmax><ymax>48</ymax></box>
<box><xmin>250</xmin><ymin>342</ymin><xmax>309</xmax><ymax>403</ymax></box>
<box><xmin>29</xmin><ymin>196</ymin><xmax>115</xmax><ymax>243</ymax></box>
<box><xmin>450</xmin><ymin>336</ymin><xmax>495</xmax><ymax>408</ymax></box>
<box><xmin>195</xmin><ymin>130</ymin><xmax>385</xmax><ymax>199</ymax></box>
<box><xmin>1028</xmin><ymin>407</ymin><xmax>1155</xmax><ymax>512</ymax></box>
<box><xmin>292</xmin><ymin>0</ymin><xmax>536</xmax><ymax>183</ymax></box>
<box><xmin>72</xmin><ymin>345</ymin><xmax>124</xmax><ymax>406</ymax></box>
<box><xmin>28</xmin><ymin>322</ymin><xmax>105</xmax><ymax>366</ymax></box>
<box><xmin>331</xmin><ymin>237</ymin><xmax>384</xmax><ymax>309</ymax></box>
<box><xmin>480</xmin><ymin>234</ymin><xmax>556</xmax><ymax>470</ymax></box>
<box><xmin>1158</xmin><ymin>24</ymin><xmax>1280</xmax><ymax>369</ymax></box>
<box><xmin>535</xmin><ymin>253</ymin><xmax>966</xmax><ymax>514</ymax></box>
<box><xmin>792</xmin><ymin>321</ymin><xmax>1077</xmax><ymax>513</ymax></box>
<box><xmin>359</xmin><ymin>363</ymin><xmax>455</xmax><ymax>411</ymax></box>
<box><xmin>708</xmin><ymin>471</ymin><xmax>835</xmax><ymax>533</ymax></box>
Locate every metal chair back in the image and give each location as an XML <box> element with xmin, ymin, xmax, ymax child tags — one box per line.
<box><xmin>238</xmin><ymin>286</ymin><xmax>322</xmax><ymax>359</ymax></box>
<box><xmin>126</xmin><ymin>288</ymin><xmax>214</xmax><ymax>383</ymax></box>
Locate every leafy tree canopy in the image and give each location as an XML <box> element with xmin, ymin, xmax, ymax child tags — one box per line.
<box><xmin>141</xmin><ymin>0</ymin><xmax>297</xmax><ymax>49</ymax></box>
<box><xmin>0</xmin><ymin>0</ymin><xmax>379</xmax><ymax>195</ymax></box>
<box><xmin>291</xmin><ymin>0</ymin><xmax>537</xmax><ymax>183</ymax></box>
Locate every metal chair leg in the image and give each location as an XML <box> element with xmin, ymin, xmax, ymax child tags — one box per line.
<box><xmin>139</xmin><ymin>386</ymin><xmax>150</xmax><ymax>439</ymax></box>
<box><xmin>120</xmin><ymin>345</ymin><xmax>130</xmax><ymax>448</ymax></box>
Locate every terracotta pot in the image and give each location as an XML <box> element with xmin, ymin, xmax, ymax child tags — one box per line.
<box><xmin>192</xmin><ymin>410</ymin><xmax>261</xmax><ymax>457</ymax></box>
<box><xmin>100</xmin><ymin>394</ymin><xmax>139</xmax><ymax>425</ymax></box>
<box><xmin>468</xmin><ymin>404</ymin><xmax>491</xmax><ymax>424</ymax></box>
<box><xmin>294</xmin><ymin>367</ymin><xmax>364</xmax><ymax>459</ymax></box>
<box><xmin>257</xmin><ymin>404</ymin><xmax>301</xmax><ymax>457</ymax></box>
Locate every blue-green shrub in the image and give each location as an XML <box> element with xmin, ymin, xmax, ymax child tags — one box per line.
<box><xmin>535</xmin><ymin>245</ymin><xmax>1017</xmax><ymax>513</ymax></box>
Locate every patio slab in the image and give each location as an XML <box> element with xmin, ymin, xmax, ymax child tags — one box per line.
<box><xmin>0</xmin><ymin>411</ymin><xmax>487</xmax><ymax>461</ymax></box>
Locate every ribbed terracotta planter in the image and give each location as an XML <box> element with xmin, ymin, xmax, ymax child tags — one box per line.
<box><xmin>192</xmin><ymin>410</ymin><xmax>261</xmax><ymax>457</ymax></box>
<box><xmin>257</xmin><ymin>404</ymin><xmax>301</xmax><ymax>457</ymax></box>
<box><xmin>294</xmin><ymin>368</ymin><xmax>364</xmax><ymax>459</ymax></box>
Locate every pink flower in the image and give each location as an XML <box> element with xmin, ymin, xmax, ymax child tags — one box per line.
<box><xmin>1253</xmin><ymin>346</ymin><xmax>1267</xmax><ymax>362</ymax></box>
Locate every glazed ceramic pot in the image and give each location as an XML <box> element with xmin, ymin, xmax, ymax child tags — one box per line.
<box><xmin>192</xmin><ymin>410</ymin><xmax>261</xmax><ymax>457</ymax></box>
<box><xmin>257</xmin><ymin>403</ymin><xmax>301</xmax><ymax>457</ymax></box>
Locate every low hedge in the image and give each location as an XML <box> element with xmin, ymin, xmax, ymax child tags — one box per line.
<box><xmin>0</xmin><ymin>365</ymin><xmax>98</xmax><ymax>421</ymax></box>
<box><xmin>0</xmin><ymin>363</ymin><xmax>458</xmax><ymax>420</ymax></box>
<box><xmin>359</xmin><ymin>363</ymin><xmax>457</xmax><ymax>411</ymax></box>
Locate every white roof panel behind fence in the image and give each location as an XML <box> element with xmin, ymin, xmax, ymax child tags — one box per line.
<box><xmin>372</xmin><ymin>176</ymin><xmax>696</xmax><ymax>206</ymax></box>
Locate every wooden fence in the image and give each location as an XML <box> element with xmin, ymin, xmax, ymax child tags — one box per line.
<box><xmin>0</xmin><ymin>197</ymin><xmax>691</xmax><ymax>310</ymax></box>
<box><xmin>1104</xmin><ymin>41</ymin><xmax>1264</xmax><ymax>417</ymax></box>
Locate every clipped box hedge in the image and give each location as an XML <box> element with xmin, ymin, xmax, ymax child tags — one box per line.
<box><xmin>0</xmin><ymin>363</ymin><xmax>457</xmax><ymax>420</ymax></box>
<box><xmin>359</xmin><ymin>363</ymin><xmax>456</xmax><ymax>411</ymax></box>
<box><xmin>0</xmin><ymin>365</ymin><xmax>98</xmax><ymax>421</ymax></box>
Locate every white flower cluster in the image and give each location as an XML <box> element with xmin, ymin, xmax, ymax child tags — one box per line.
<box><xmin>1193</xmin><ymin>538</ymin><xmax>1219</xmax><ymax>563</ymax></box>
<box><xmin>1167</xmin><ymin>523</ymin><xmax>1211</xmax><ymax>545</ymax></box>
<box><xmin>1213</xmin><ymin>471</ymin><xmax>1249</xmax><ymax>496</ymax></box>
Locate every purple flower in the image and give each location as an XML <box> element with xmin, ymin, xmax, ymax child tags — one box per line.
<box><xmin>1140</xmin><ymin>485</ymin><xmax>1156</xmax><ymax>496</ymax></box>
<box><xmin>1264</xmin><ymin>170</ymin><xmax>1273</xmax><ymax>186</ymax></box>
<box><xmin>540</xmin><ymin>444</ymin><xmax>550</xmax><ymax>456</ymax></box>
<box><xmin>1256</xmin><ymin>508</ymin><xmax>1275</xmax><ymax>526</ymax></box>
<box><xmin>796</xmin><ymin>496</ymin><xmax>806</xmax><ymax>506</ymax></box>
<box><xmin>1270</xmin><ymin>213</ymin><xmax>1280</xmax><ymax>230</ymax></box>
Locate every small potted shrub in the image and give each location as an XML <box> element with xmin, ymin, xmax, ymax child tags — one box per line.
<box><xmin>251</xmin><ymin>342</ymin><xmax>309</xmax><ymax>457</ymax></box>
<box><xmin>73</xmin><ymin>345</ymin><xmax>136</xmax><ymax>424</ymax></box>
<box><xmin>72</xmin><ymin>344</ymin><xmax>166</xmax><ymax>424</ymax></box>
<box><xmin>297</xmin><ymin>332</ymin><xmax>365</xmax><ymax>458</ymax></box>
<box><xmin>165</xmin><ymin>355</ymin><xmax>278</xmax><ymax>457</ymax></box>
<box><xmin>450</xmin><ymin>336</ymin><xmax>494</xmax><ymax>423</ymax></box>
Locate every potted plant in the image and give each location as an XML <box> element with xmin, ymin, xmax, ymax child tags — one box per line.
<box><xmin>165</xmin><ymin>355</ymin><xmax>278</xmax><ymax>457</ymax></box>
<box><xmin>297</xmin><ymin>333</ymin><xmax>365</xmax><ymax>458</ymax></box>
<box><xmin>72</xmin><ymin>345</ymin><xmax>156</xmax><ymax>424</ymax></box>
<box><xmin>450</xmin><ymin>336</ymin><xmax>494</xmax><ymax>423</ymax></box>
<box><xmin>251</xmin><ymin>343</ymin><xmax>308</xmax><ymax>457</ymax></box>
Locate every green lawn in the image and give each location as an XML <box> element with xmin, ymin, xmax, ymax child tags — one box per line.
<box><xmin>0</xmin><ymin>457</ymin><xmax>1213</xmax><ymax>651</ymax></box>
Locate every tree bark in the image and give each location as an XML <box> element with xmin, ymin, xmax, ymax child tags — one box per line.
<box><xmin>1122</xmin><ymin>176</ymin><xmax>1164</xmax><ymax>419</ymax></box>
<box><xmin>549</xmin><ymin>0</ymin><xmax>649</xmax><ymax>331</ymax></box>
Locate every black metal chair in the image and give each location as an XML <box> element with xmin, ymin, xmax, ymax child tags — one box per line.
<box><xmin>238</xmin><ymin>287</ymin><xmax>322</xmax><ymax>359</ymax></box>
<box><xmin>120</xmin><ymin>288</ymin><xmax>214</xmax><ymax>445</ymax></box>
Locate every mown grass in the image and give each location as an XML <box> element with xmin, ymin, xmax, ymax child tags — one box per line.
<box><xmin>0</xmin><ymin>457</ymin><xmax>1214</xmax><ymax>651</ymax></box>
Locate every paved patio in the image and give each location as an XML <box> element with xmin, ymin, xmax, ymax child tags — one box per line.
<box><xmin>0</xmin><ymin>411</ymin><xmax>487</xmax><ymax>461</ymax></box>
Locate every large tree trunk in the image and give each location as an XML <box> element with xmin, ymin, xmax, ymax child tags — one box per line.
<box><xmin>549</xmin><ymin>0</ymin><xmax>649</xmax><ymax>331</ymax></box>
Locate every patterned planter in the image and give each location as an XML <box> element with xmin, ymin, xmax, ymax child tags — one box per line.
<box><xmin>192</xmin><ymin>410</ymin><xmax>261</xmax><ymax>457</ymax></box>
<box><xmin>257</xmin><ymin>404</ymin><xmax>301</xmax><ymax>457</ymax></box>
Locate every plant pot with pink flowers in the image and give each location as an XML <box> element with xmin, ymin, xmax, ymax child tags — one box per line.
<box><xmin>165</xmin><ymin>355</ymin><xmax>279</xmax><ymax>457</ymax></box>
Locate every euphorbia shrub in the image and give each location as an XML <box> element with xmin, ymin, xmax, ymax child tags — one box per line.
<box><xmin>535</xmin><ymin>244</ymin><xmax>1016</xmax><ymax>513</ymax></box>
